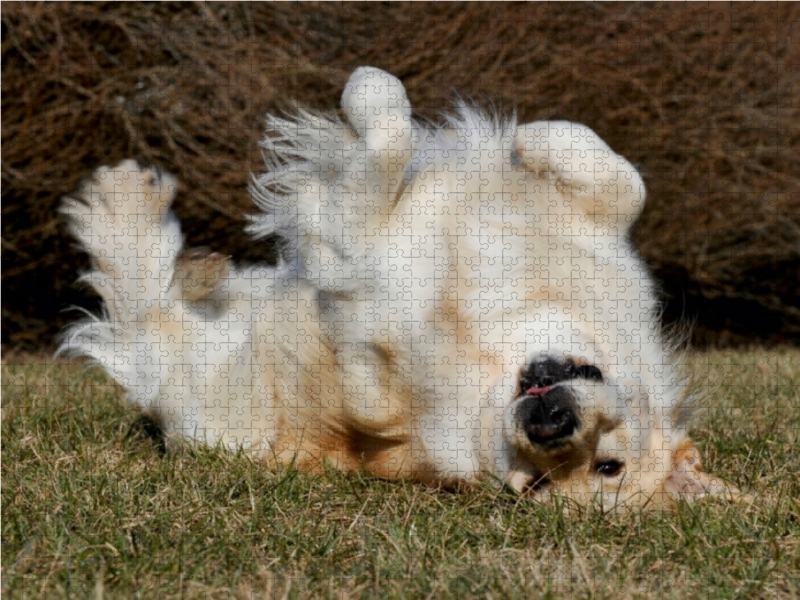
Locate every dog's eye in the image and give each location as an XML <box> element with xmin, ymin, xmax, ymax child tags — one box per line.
<box><xmin>594</xmin><ymin>460</ymin><xmax>624</xmax><ymax>477</ymax></box>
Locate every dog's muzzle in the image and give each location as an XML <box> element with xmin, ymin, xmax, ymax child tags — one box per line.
<box><xmin>517</xmin><ymin>387</ymin><xmax>579</xmax><ymax>446</ymax></box>
<box><xmin>513</xmin><ymin>357</ymin><xmax>603</xmax><ymax>447</ymax></box>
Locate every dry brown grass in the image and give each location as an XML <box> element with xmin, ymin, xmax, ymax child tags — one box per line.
<box><xmin>3</xmin><ymin>347</ymin><xmax>799</xmax><ymax>598</ymax></box>
<box><xmin>3</xmin><ymin>2</ymin><xmax>800</xmax><ymax>350</ymax></box>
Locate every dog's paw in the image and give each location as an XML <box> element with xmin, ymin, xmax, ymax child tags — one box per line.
<box><xmin>341</xmin><ymin>66</ymin><xmax>412</xmax><ymax>148</ymax></box>
<box><xmin>80</xmin><ymin>159</ymin><xmax>178</xmax><ymax>220</ymax></box>
<box><xmin>61</xmin><ymin>160</ymin><xmax>181</xmax><ymax>262</ymax></box>
<box><xmin>514</xmin><ymin>121</ymin><xmax>645</xmax><ymax>225</ymax></box>
<box><xmin>171</xmin><ymin>247</ymin><xmax>230</xmax><ymax>301</ymax></box>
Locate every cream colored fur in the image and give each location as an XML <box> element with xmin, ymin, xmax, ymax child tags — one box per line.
<box><xmin>59</xmin><ymin>67</ymin><xmax>743</xmax><ymax>510</ymax></box>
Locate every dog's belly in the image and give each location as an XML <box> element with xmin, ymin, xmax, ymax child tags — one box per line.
<box><xmin>320</xmin><ymin>196</ymin><xmax>525</xmax><ymax>482</ymax></box>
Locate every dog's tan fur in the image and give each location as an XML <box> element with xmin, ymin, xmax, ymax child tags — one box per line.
<box><xmin>59</xmin><ymin>67</ymin><xmax>743</xmax><ymax>511</ymax></box>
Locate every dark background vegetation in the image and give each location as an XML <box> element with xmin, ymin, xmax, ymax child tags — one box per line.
<box><xmin>3</xmin><ymin>2</ymin><xmax>799</xmax><ymax>351</ymax></box>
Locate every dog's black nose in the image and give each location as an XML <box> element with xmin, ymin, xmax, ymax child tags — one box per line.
<box><xmin>518</xmin><ymin>387</ymin><xmax>578</xmax><ymax>446</ymax></box>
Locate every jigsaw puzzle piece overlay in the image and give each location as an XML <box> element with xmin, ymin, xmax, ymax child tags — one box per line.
<box><xmin>58</xmin><ymin>66</ymin><xmax>748</xmax><ymax>510</ymax></box>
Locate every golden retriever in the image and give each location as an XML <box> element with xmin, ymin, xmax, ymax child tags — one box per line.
<box><xmin>59</xmin><ymin>67</ymin><xmax>742</xmax><ymax>510</ymax></box>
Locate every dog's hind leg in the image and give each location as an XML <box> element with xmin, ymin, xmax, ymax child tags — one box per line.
<box><xmin>58</xmin><ymin>160</ymin><xmax>187</xmax><ymax>415</ymax></box>
<box><xmin>57</xmin><ymin>161</ymin><xmax>273</xmax><ymax>450</ymax></box>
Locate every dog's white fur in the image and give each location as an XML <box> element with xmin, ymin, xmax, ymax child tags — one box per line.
<box><xmin>59</xmin><ymin>67</ymin><xmax>741</xmax><ymax>510</ymax></box>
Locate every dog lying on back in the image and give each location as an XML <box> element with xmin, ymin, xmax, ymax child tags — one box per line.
<box><xmin>59</xmin><ymin>67</ymin><xmax>742</xmax><ymax>510</ymax></box>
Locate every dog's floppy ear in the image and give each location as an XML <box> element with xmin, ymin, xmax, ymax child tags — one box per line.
<box><xmin>514</xmin><ymin>121</ymin><xmax>645</xmax><ymax>233</ymax></box>
<box><xmin>662</xmin><ymin>440</ymin><xmax>746</xmax><ymax>503</ymax></box>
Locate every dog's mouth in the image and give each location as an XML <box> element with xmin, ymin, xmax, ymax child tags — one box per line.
<box><xmin>513</xmin><ymin>357</ymin><xmax>605</xmax><ymax>449</ymax></box>
<box><xmin>525</xmin><ymin>384</ymin><xmax>553</xmax><ymax>396</ymax></box>
<box><xmin>520</xmin><ymin>358</ymin><xmax>603</xmax><ymax>391</ymax></box>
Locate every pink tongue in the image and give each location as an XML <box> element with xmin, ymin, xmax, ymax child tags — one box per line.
<box><xmin>526</xmin><ymin>385</ymin><xmax>553</xmax><ymax>396</ymax></box>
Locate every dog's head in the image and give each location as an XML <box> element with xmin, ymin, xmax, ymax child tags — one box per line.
<box><xmin>498</xmin><ymin>352</ymin><xmax>739</xmax><ymax>510</ymax></box>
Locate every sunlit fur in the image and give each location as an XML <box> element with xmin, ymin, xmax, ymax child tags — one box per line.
<box><xmin>59</xmin><ymin>67</ymin><xmax>742</xmax><ymax>511</ymax></box>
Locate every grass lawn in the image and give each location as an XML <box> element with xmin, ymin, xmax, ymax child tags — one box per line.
<box><xmin>2</xmin><ymin>348</ymin><xmax>799</xmax><ymax>599</ymax></box>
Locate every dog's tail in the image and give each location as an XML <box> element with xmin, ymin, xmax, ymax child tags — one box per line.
<box><xmin>248</xmin><ymin>67</ymin><xmax>420</xmax><ymax>293</ymax></box>
<box><xmin>56</xmin><ymin>160</ymin><xmax>190</xmax><ymax>403</ymax></box>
